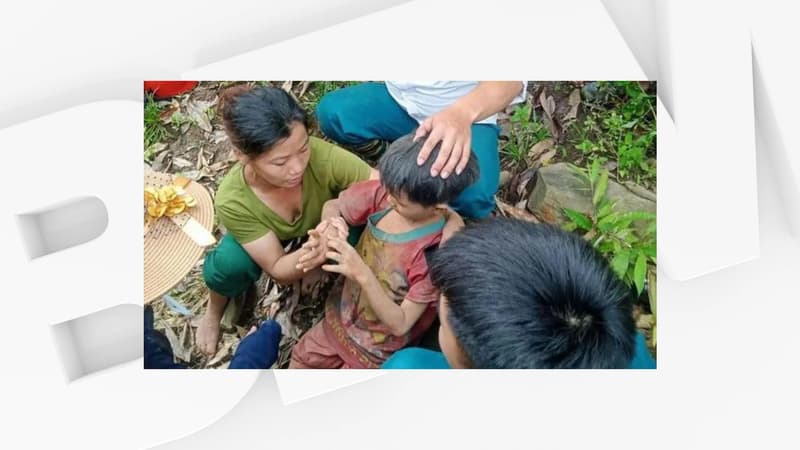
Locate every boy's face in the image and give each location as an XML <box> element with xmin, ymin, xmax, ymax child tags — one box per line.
<box><xmin>438</xmin><ymin>294</ymin><xmax>471</xmax><ymax>369</ymax></box>
<box><xmin>387</xmin><ymin>191</ymin><xmax>440</xmax><ymax>222</ymax></box>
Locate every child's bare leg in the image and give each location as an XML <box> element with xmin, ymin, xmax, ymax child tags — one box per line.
<box><xmin>196</xmin><ymin>290</ymin><xmax>227</xmax><ymax>355</ymax></box>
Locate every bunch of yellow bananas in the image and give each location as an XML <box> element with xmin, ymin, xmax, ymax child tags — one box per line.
<box><xmin>144</xmin><ymin>184</ymin><xmax>197</xmax><ymax>220</ymax></box>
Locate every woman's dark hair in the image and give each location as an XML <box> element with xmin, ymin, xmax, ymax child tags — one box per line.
<box><xmin>428</xmin><ymin>218</ymin><xmax>637</xmax><ymax>369</ymax></box>
<box><xmin>218</xmin><ymin>84</ymin><xmax>311</xmax><ymax>156</ymax></box>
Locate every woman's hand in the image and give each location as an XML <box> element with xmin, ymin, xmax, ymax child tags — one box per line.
<box><xmin>414</xmin><ymin>103</ymin><xmax>474</xmax><ymax>179</ymax></box>
<box><xmin>296</xmin><ymin>218</ymin><xmax>348</xmax><ymax>272</ymax></box>
<box><xmin>321</xmin><ymin>237</ymin><xmax>371</xmax><ymax>284</ymax></box>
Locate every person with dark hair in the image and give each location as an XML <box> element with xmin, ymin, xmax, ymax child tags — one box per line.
<box><xmin>316</xmin><ymin>81</ymin><xmax>526</xmax><ymax>219</ymax></box>
<box><xmin>288</xmin><ymin>132</ymin><xmax>479</xmax><ymax>368</ymax></box>
<box><xmin>382</xmin><ymin>218</ymin><xmax>656</xmax><ymax>369</ymax></box>
<box><xmin>195</xmin><ymin>84</ymin><xmax>379</xmax><ymax>355</ymax></box>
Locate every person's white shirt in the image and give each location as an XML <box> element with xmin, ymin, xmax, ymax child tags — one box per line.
<box><xmin>385</xmin><ymin>81</ymin><xmax>527</xmax><ymax>125</ymax></box>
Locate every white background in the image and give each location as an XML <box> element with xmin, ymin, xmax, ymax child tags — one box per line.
<box><xmin>1</xmin><ymin>0</ymin><xmax>799</xmax><ymax>449</ymax></box>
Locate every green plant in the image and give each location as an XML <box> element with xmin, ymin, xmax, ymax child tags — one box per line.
<box><xmin>302</xmin><ymin>81</ymin><xmax>357</xmax><ymax>112</ymax></box>
<box><xmin>144</xmin><ymin>93</ymin><xmax>169</xmax><ymax>154</ymax></box>
<box><xmin>572</xmin><ymin>81</ymin><xmax>656</xmax><ymax>186</ymax></box>
<box><xmin>170</xmin><ymin>111</ymin><xmax>191</xmax><ymax>128</ymax></box>
<box><xmin>562</xmin><ymin>160</ymin><xmax>656</xmax><ymax>295</ymax></box>
<box><xmin>501</xmin><ymin>102</ymin><xmax>550</xmax><ymax>164</ymax></box>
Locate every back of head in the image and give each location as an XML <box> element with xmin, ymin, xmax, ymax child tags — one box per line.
<box><xmin>378</xmin><ymin>132</ymin><xmax>479</xmax><ymax>207</ymax></box>
<box><xmin>218</xmin><ymin>84</ymin><xmax>310</xmax><ymax>156</ymax></box>
<box><xmin>428</xmin><ymin>218</ymin><xmax>636</xmax><ymax>369</ymax></box>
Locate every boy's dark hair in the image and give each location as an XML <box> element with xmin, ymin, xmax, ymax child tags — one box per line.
<box><xmin>218</xmin><ymin>84</ymin><xmax>311</xmax><ymax>157</ymax></box>
<box><xmin>428</xmin><ymin>218</ymin><xmax>636</xmax><ymax>369</ymax></box>
<box><xmin>378</xmin><ymin>132</ymin><xmax>479</xmax><ymax>207</ymax></box>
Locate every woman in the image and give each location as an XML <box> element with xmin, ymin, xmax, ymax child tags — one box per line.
<box><xmin>196</xmin><ymin>85</ymin><xmax>378</xmax><ymax>355</ymax></box>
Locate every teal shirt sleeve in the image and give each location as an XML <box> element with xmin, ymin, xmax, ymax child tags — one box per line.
<box><xmin>382</xmin><ymin>348</ymin><xmax>451</xmax><ymax>369</ymax></box>
<box><xmin>629</xmin><ymin>332</ymin><xmax>656</xmax><ymax>369</ymax></box>
<box><xmin>383</xmin><ymin>332</ymin><xmax>655</xmax><ymax>369</ymax></box>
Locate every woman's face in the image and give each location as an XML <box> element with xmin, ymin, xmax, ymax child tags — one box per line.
<box><xmin>239</xmin><ymin>121</ymin><xmax>311</xmax><ymax>189</ymax></box>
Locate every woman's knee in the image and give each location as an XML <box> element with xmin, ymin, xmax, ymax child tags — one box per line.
<box><xmin>451</xmin><ymin>183</ymin><xmax>497</xmax><ymax>219</ymax></box>
<box><xmin>315</xmin><ymin>92</ymin><xmax>343</xmax><ymax>140</ymax></box>
<box><xmin>202</xmin><ymin>235</ymin><xmax>260</xmax><ymax>297</ymax></box>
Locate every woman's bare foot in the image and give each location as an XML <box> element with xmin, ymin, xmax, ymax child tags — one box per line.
<box><xmin>196</xmin><ymin>291</ymin><xmax>228</xmax><ymax>355</ymax></box>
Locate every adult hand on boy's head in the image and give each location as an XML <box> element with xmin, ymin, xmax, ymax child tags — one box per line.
<box><xmin>322</xmin><ymin>237</ymin><xmax>370</xmax><ymax>284</ymax></box>
<box><xmin>414</xmin><ymin>105</ymin><xmax>473</xmax><ymax>179</ymax></box>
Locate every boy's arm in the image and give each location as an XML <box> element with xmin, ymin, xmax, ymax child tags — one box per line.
<box><xmin>322</xmin><ymin>238</ymin><xmax>427</xmax><ymax>336</ymax></box>
<box><xmin>321</xmin><ymin>198</ymin><xmax>344</xmax><ymax>222</ymax></box>
<box><xmin>358</xmin><ymin>271</ymin><xmax>428</xmax><ymax>336</ymax></box>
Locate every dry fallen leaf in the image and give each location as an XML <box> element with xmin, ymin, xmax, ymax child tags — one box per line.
<box><xmin>148</xmin><ymin>142</ymin><xmax>168</xmax><ymax>156</ymax></box>
<box><xmin>281</xmin><ymin>80</ymin><xmax>293</xmax><ymax>92</ymax></box>
<box><xmin>159</xmin><ymin>103</ymin><xmax>179</xmax><ymax>124</ymax></box>
<box><xmin>211</xmin><ymin>129</ymin><xmax>228</xmax><ymax>144</ymax></box>
<box><xmin>179</xmin><ymin>321</ymin><xmax>193</xmax><ymax>359</ymax></box>
<box><xmin>496</xmin><ymin>198</ymin><xmax>540</xmax><ymax>223</ymax></box>
<box><xmin>182</xmin><ymin>170</ymin><xmax>202</xmax><ymax>180</ymax></box>
<box><xmin>297</xmin><ymin>81</ymin><xmax>311</xmax><ymax>99</ymax></box>
<box><xmin>528</xmin><ymin>138</ymin><xmax>555</xmax><ymax>162</ymax></box>
<box><xmin>562</xmin><ymin>88</ymin><xmax>581</xmax><ymax>123</ymax></box>
<box><xmin>514</xmin><ymin>166</ymin><xmax>538</xmax><ymax>200</ymax></box>
<box><xmin>539</xmin><ymin>89</ymin><xmax>561</xmax><ymax>140</ymax></box>
<box><xmin>207</xmin><ymin>340</ymin><xmax>234</xmax><ymax>367</ymax></box>
<box><xmin>185</xmin><ymin>100</ymin><xmax>214</xmax><ymax>133</ymax></box>
<box><xmin>172</xmin><ymin>157</ymin><xmax>193</xmax><ymax>169</ymax></box>
<box><xmin>208</xmin><ymin>160</ymin><xmax>231</xmax><ymax>173</ymax></box>
<box><xmin>160</xmin><ymin>320</ymin><xmax>191</xmax><ymax>362</ymax></box>
<box><xmin>539</xmin><ymin>149</ymin><xmax>557</xmax><ymax>166</ymax></box>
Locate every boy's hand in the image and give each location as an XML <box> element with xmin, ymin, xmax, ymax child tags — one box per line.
<box><xmin>321</xmin><ymin>237</ymin><xmax>370</xmax><ymax>284</ymax></box>
<box><xmin>327</xmin><ymin>216</ymin><xmax>349</xmax><ymax>240</ymax></box>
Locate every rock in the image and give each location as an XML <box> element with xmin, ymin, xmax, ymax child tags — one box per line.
<box><xmin>581</xmin><ymin>82</ymin><xmax>598</xmax><ymax>103</ymax></box>
<box><xmin>526</xmin><ymin>163</ymin><xmax>655</xmax><ymax>229</ymax></box>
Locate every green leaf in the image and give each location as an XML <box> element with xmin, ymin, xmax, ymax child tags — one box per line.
<box><xmin>589</xmin><ymin>159</ymin><xmax>601</xmax><ymax>185</ymax></box>
<box><xmin>646</xmin><ymin>220</ymin><xmax>656</xmax><ymax>235</ymax></box>
<box><xmin>633</xmin><ymin>253</ymin><xmax>647</xmax><ymax>294</ymax></box>
<box><xmin>593</xmin><ymin>170</ymin><xmax>609</xmax><ymax>206</ymax></box>
<box><xmin>611</xmin><ymin>251</ymin><xmax>630</xmax><ymax>279</ymax></box>
<box><xmin>618</xmin><ymin>210</ymin><xmax>656</xmax><ymax>221</ymax></box>
<box><xmin>597</xmin><ymin>201</ymin><xmax>613</xmax><ymax>219</ymax></box>
<box><xmin>597</xmin><ymin>213</ymin><xmax>617</xmax><ymax>233</ymax></box>
<box><xmin>563</xmin><ymin>208</ymin><xmax>593</xmax><ymax>230</ymax></box>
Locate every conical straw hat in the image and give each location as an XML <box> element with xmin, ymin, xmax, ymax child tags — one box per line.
<box><xmin>144</xmin><ymin>169</ymin><xmax>214</xmax><ymax>304</ymax></box>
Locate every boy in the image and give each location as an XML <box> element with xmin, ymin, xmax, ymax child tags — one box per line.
<box><xmin>289</xmin><ymin>133</ymin><xmax>479</xmax><ymax>368</ymax></box>
<box><xmin>383</xmin><ymin>218</ymin><xmax>656</xmax><ymax>369</ymax></box>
